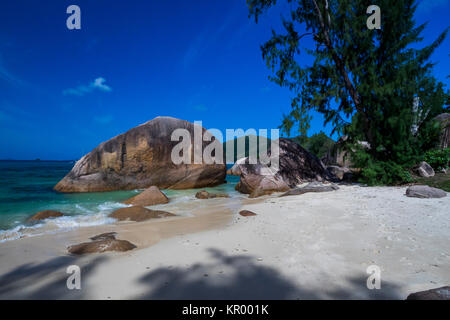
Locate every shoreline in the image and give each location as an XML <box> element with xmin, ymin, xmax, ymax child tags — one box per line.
<box><xmin>0</xmin><ymin>184</ymin><xmax>448</xmax><ymax>299</ymax></box>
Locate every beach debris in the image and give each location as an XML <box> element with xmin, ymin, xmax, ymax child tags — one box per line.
<box><xmin>28</xmin><ymin>210</ymin><xmax>64</xmax><ymax>221</ymax></box>
<box><xmin>414</xmin><ymin>161</ymin><xmax>435</xmax><ymax>178</ymax></box>
<box><xmin>406</xmin><ymin>286</ymin><xmax>450</xmax><ymax>300</ymax></box>
<box><xmin>280</xmin><ymin>182</ymin><xmax>339</xmax><ymax>197</ymax></box>
<box><xmin>239</xmin><ymin>210</ymin><xmax>257</xmax><ymax>217</ymax></box>
<box><xmin>89</xmin><ymin>232</ymin><xmax>117</xmax><ymax>241</ymax></box>
<box><xmin>53</xmin><ymin>117</ymin><xmax>226</xmax><ymax>192</ymax></box>
<box><xmin>122</xmin><ymin>186</ymin><xmax>169</xmax><ymax>206</ymax></box>
<box><xmin>195</xmin><ymin>190</ymin><xmax>229</xmax><ymax>199</ymax></box>
<box><xmin>109</xmin><ymin>206</ymin><xmax>175</xmax><ymax>222</ymax></box>
<box><xmin>405</xmin><ymin>185</ymin><xmax>447</xmax><ymax>198</ymax></box>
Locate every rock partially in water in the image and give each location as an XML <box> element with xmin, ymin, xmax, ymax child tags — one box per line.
<box><xmin>414</xmin><ymin>161</ymin><xmax>435</xmax><ymax>178</ymax></box>
<box><xmin>280</xmin><ymin>182</ymin><xmax>339</xmax><ymax>197</ymax></box>
<box><xmin>68</xmin><ymin>239</ymin><xmax>136</xmax><ymax>255</ymax></box>
<box><xmin>54</xmin><ymin>117</ymin><xmax>226</xmax><ymax>192</ymax></box>
<box><xmin>28</xmin><ymin>210</ymin><xmax>64</xmax><ymax>222</ymax></box>
<box><xmin>405</xmin><ymin>185</ymin><xmax>447</xmax><ymax>198</ymax></box>
<box><xmin>406</xmin><ymin>286</ymin><xmax>450</xmax><ymax>300</ymax></box>
<box><xmin>123</xmin><ymin>186</ymin><xmax>169</xmax><ymax>206</ymax></box>
<box><xmin>239</xmin><ymin>210</ymin><xmax>257</xmax><ymax>217</ymax></box>
<box><xmin>195</xmin><ymin>190</ymin><xmax>229</xmax><ymax>199</ymax></box>
<box><xmin>109</xmin><ymin>206</ymin><xmax>175</xmax><ymax>222</ymax></box>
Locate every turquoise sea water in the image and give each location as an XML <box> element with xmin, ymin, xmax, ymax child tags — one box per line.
<box><xmin>0</xmin><ymin>160</ymin><xmax>239</xmax><ymax>242</ymax></box>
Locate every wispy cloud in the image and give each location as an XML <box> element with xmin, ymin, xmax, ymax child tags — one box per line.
<box><xmin>63</xmin><ymin>77</ymin><xmax>112</xmax><ymax>96</ymax></box>
<box><xmin>0</xmin><ymin>54</ymin><xmax>25</xmax><ymax>87</ymax></box>
<box><xmin>417</xmin><ymin>0</ymin><xmax>449</xmax><ymax>13</ymax></box>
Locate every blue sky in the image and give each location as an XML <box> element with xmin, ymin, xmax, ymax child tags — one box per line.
<box><xmin>0</xmin><ymin>0</ymin><xmax>449</xmax><ymax>160</ymax></box>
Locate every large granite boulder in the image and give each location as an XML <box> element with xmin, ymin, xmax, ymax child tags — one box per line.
<box><xmin>434</xmin><ymin>113</ymin><xmax>450</xmax><ymax>149</ymax></box>
<box><xmin>28</xmin><ymin>210</ymin><xmax>64</xmax><ymax>221</ymax></box>
<box><xmin>109</xmin><ymin>206</ymin><xmax>175</xmax><ymax>222</ymax></box>
<box><xmin>54</xmin><ymin>117</ymin><xmax>226</xmax><ymax>192</ymax></box>
<box><xmin>405</xmin><ymin>185</ymin><xmax>447</xmax><ymax>198</ymax></box>
<box><xmin>227</xmin><ymin>157</ymin><xmax>247</xmax><ymax>176</ymax></box>
<box><xmin>406</xmin><ymin>286</ymin><xmax>450</xmax><ymax>300</ymax></box>
<box><xmin>234</xmin><ymin>138</ymin><xmax>331</xmax><ymax>196</ymax></box>
<box><xmin>122</xmin><ymin>186</ymin><xmax>169</xmax><ymax>206</ymax></box>
<box><xmin>414</xmin><ymin>161</ymin><xmax>435</xmax><ymax>178</ymax></box>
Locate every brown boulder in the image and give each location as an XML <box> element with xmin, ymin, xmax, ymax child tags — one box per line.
<box><xmin>123</xmin><ymin>186</ymin><xmax>169</xmax><ymax>206</ymax></box>
<box><xmin>68</xmin><ymin>239</ymin><xmax>136</xmax><ymax>255</ymax></box>
<box><xmin>195</xmin><ymin>190</ymin><xmax>229</xmax><ymax>199</ymax></box>
<box><xmin>414</xmin><ymin>161</ymin><xmax>435</xmax><ymax>178</ymax></box>
<box><xmin>239</xmin><ymin>210</ymin><xmax>257</xmax><ymax>217</ymax></box>
<box><xmin>28</xmin><ymin>210</ymin><xmax>64</xmax><ymax>221</ymax></box>
<box><xmin>54</xmin><ymin>117</ymin><xmax>226</xmax><ymax>192</ymax></box>
<box><xmin>89</xmin><ymin>232</ymin><xmax>117</xmax><ymax>241</ymax></box>
<box><xmin>109</xmin><ymin>206</ymin><xmax>175</xmax><ymax>222</ymax></box>
<box><xmin>406</xmin><ymin>286</ymin><xmax>450</xmax><ymax>300</ymax></box>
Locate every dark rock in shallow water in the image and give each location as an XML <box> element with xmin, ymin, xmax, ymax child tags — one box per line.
<box><xmin>195</xmin><ymin>190</ymin><xmax>229</xmax><ymax>199</ymax></box>
<box><xmin>280</xmin><ymin>182</ymin><xmax>339</xmax><ymax>197</ymax></box>
<box><xmin>239</xmin><ymin>210</ymin><xmax>257</xmax><ymax>217</ymax></box>
<box><xmin>405</xmin><ymin>185</ymin><xmax>447</xmax><ymax>198</ymax></box>
<box><xmin>28</xmin><ymin>210</ymin><xmax>64</xmax><ymax>221</ymax></box>
<box><xmin>68</xmin><ymin>239</ymin><xmax>136</xmax><ymax>255</ymax></box>
<box><xmin>54</xmin><ymin>117</ymin><xmax>226</xmax><ymax>192</ymax></box>
<box><xmin>406</xmin><ymin>286</ymin><xmax>450</xmax><ymax>300</ymax></box>
<box><xmin>122</xmin><ymin>186</ymin><xmax>169</xmax><ymax>206</ymax></box>
<box><xmin>109</xmin><ymin>206</ymin><xmax>175</xmax><ymax>222</ymax></box>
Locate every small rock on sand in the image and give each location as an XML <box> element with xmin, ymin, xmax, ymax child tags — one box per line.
<box><xmin>68</xmin><ymin>239</ymin><xmax>136</xmax><ymax>255</ymax></box>
<box><xmin>406</xmin><ymin>286</ymin><xmax>450</xmax><ymax>300</ymax></box>
<box><xmin>280</xmin><ymin>182</ymin><xmax>339</xmax><ymax>197</ymax></box>
<box><xmin>239</xmin><ymin>210</ymin><xmax>257</xmax><ymax>217</ymax></box>
<box><xmin>405</xmin><ymin>185</ymin><xmax>447</xmax><ymax>199</ymax></box>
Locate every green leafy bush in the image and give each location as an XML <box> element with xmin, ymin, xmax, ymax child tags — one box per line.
<box><xmin>424</xmin><ymin>148</ymin><xmax>450</xmax><ymax>170</ymax></box>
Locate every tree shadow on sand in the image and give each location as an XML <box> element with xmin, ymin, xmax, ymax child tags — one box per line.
<box><xmin>0</xmin><ymin>255</ymin><xmax>108</xmax><ymax>299</ymax></box>
<box><xmin>134</xmin><ymin>248</ymin><xmax>403</xmax><ymax>300</ymax></box>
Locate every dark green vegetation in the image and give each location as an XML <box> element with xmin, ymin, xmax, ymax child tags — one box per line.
<box><xmin>413</xmin><ymin>173</ymin><xmax>450</xmax><ymax>192</ymax></box>
<box><xmin>290</xmin><ymin>131</ymin><xmax>335</xmax><ymax>158</ymax></box>
<box><xmin>424</xmin><ymin>148</ymin><xmax>450</xmax><ymax>171</ymax></box>
<box><xmin>248</xmin><ymin>0</ymin><xmax>449</xmax><ymax>185</ymax></box>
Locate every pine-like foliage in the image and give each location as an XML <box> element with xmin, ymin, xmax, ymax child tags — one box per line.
<box><xmin>248</xmin><ymin>0</ymin><xmax>448</xmax><ymax>184</ymax></box>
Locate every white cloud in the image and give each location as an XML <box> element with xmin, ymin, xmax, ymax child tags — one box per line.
<box><xmin>63</xmin><ymin>77</ymin><xmax>112</xmax><ymax>96</ymax></box>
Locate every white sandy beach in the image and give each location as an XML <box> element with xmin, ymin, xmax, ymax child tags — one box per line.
<box><xmin>0</xmin><ymin>184</ymin><xmax>448</xmax><ymax>299</ymax></box>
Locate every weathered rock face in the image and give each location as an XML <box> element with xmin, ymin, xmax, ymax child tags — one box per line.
<box><xmin>406</xmin><ymin>286</ymin><xmax>450</xmax><ymax>300</ymax></box>
<box><xmin>405</xmin><ymin>185</ymin><xmax>447</xmax><ymax>198</ymax></box>
<box><xmin>234</xmin><ymin>138</ymin><xmax>331</xmax><ymax>196</ymax></box>
<box><xmin>28</xmin><ymin>210</ymin><xmax>64</xmax><ymax>221</ymax></box>
<box><xmin>227</xmin><ymin>157</ymin><xmax>247</xmax><ymax>176</ymax></box>
<box><xmin>109</xmin><ymin>206</ymin><xmax>175</xmax><ymax>222</ymax></box>
<box><xmin>414</xmin><ymin>161</ymin><xmax>435</xmax><ymax>178</ymax></box>
<box><xmin>122</xmin><ymin>186</ymin><xmax>169</xmax><ymax>206</ymax></box>
<box><xmin>54</xmin><ymin>117</ymin><xmax>226</xmax><ymax>192</ymax></box>
<box><xmin>434</xmin><ymin>113</ymin><xmax>450</xmax><ymax>149</ymax></box>
<box><xmin>195</xmin><ymin>190</ymin><xmax>229</xmax><ymax>199</ymax></box>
